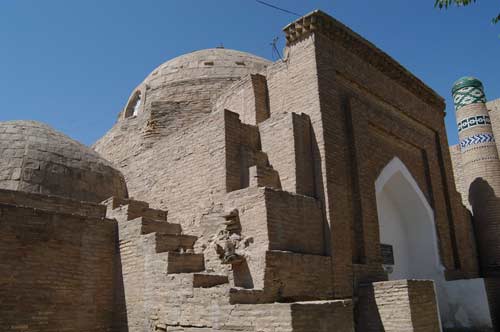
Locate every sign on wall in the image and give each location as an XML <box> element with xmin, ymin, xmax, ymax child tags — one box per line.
<box><xmin>381</xmin><ymin>243</ymin><xmax>395</xmax><ymax>265</ymax></box>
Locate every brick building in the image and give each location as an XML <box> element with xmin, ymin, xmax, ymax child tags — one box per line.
<box><xmin>1</xmin><ymin>10</ymin><xmax>498</xmax><ymax>332</ymax></box>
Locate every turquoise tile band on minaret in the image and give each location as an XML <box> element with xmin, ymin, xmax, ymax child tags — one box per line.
<box><xmin>452</xmin><ymin>77</ymin><xmax>487</xmax><ymax>111</ymax></box>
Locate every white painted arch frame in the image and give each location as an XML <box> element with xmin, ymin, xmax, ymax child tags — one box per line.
<box><xmin>375</xmin><ymin>157</ymin><xmax>495</xmax><ymax>330</ymax></box>
<box><xmin>375</xmin><ymin>156</ymin><xmax>445</xmax><ymax>276</ymax></box>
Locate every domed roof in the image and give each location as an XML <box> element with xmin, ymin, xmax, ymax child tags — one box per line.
<box><xmin>452</xmin><ymin>76</ymin><xmax>484</xmax><ymax>95</ymax></box>
<box><xmin>0</xmin><ymin>121</ymin><xmax>128</xmax><ymax>203</ymax></box>
<box><xmin>143</xmin><ymin>48</ymin><xmax>270</xmax><ymax>87</ymax></box>
<box><xmin>96</xmin><ymin>48</ymin><xmax>271</xmax><ymax>179</ymax></box>
<box><xmin>118</xmin><ymin>48</ymin><xmax>271</xmax><ymax>122</ymax></box>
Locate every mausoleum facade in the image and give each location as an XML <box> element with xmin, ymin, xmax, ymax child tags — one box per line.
<box><xmin>1</xmin><ymin>10</ymin><xmax>499</xmax><ymax>332</ymax></box>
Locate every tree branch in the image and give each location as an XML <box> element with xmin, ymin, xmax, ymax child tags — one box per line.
<box><xmin>434</xmin><ymin>0</ymin><xmax>499</xmax><ymax>25</ymax></box>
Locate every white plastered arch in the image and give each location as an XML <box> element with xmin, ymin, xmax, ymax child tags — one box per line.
<box><xmin>375</xmin><ymin>157</ymin><xmax>493</xmax><ymax>330</ymax></box>
<box><xmin>375</xmin><ymin>156</ymin><xmax>445</xmax><ymax>277</ymax></box>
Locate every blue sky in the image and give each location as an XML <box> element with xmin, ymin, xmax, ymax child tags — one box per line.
<box><xmin>1</xmin><ymin>0</ymin><xmax>499</xmax><ymax>146</ymax></box>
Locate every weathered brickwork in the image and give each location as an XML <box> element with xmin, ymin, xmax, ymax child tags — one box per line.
<box><xmin>265</xmin><ymin>11</ymin><xmax>478</xmax><ymax>299</ymax></box>
<box><xmin>2</xmin><ymin>9</ymin><xmax>498</xmax><ymax>332</ymax></box>
<box><xmin>450</xmin><ymin>82</ymin><xmax>500</xmax><ymax>329</ymax></box>
<box><xmin>215</xmin><ymin>73</ymin><xmax>270</xmax><ymax>125</ymax></box>
<box><xmin>102</xmin><ymin>196</ymin><xmax>352</xmax><ymax>332</ymax></box>
<box><xmin>95</xmin><ymin>9</ymin><xmax>493</xmax><ymax>331</ymax></box>
<box><xmin>0</xmin><ymin>189</ymin><xmax>116</xmax><ymax>332</ymax></box>
<box><xmin>259</xmin><ymin>112</ymin><xmax>315</xmax><ymax>196</ymax></box>
<box><xmin>488</xmin><ymin>98</ymin><xmax>500</xmax><ymax>151</ymax></box>
<box><xmin>0</xmin><ymin>121</ymin><xmax>127</xmax><ymax>203</ymax></box>
<box><xmin>356</xmin><ymin>280</ymin><xmax>441</xmax><ymax>332</ymax></box>
<box><xmin>223</xmin><ymin>187</ymin><xmax>328</xmax><ymax>298</ymax></box>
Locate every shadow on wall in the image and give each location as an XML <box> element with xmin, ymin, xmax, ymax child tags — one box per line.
<box><xmin>353</xmin><ymin>284</ymin><xmax>383</xmax><ymax>332</ymax></box>
<box><xmin>468</xmin><ymin>177</ymin><xmax>500</xmax><ymax>328</ymax></box>
<box><xmin>113</xmin><ymin>226</ymin><xmax>129</xmax><ymax>332</ymax></box>
<box><xmin>310</xmin><ymin>121</ymin><xmax>331</xmax><ymax>256</ymax></box>
<box><xmin>233</xmin><ymin>259</ymin><xmax>254</xmax><ymax>289</ymax></box>
<box><xmin>468</xmin><ymin>177</ymin><xmax>500</xmax><ymax>274</ymax></box>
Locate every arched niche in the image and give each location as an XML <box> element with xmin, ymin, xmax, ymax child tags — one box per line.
<box><xmin>124</xmin><ymin>89</ymin><xmax>143</xmax><ymax>118</ymax></box>
<box><xmin>375</xmin><ymin>157</ymin><xmax>493</xmax><ymax>330</ymax></box>
<box><xmin>375</xmin><ymin>156</ymin><xmax>444</xmax><ymax>280</ymax></box>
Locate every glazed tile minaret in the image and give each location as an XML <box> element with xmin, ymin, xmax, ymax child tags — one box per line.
<box><xmin>453</xmin><ymin>77</ymin><xmax>500</xmax><ymax>273</ymax></box>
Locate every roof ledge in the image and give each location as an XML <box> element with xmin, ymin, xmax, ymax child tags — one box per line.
<box><xmin>283</xmin><ymin>10</ymin><xmax>445</xmax><ymax>109</ymax></box>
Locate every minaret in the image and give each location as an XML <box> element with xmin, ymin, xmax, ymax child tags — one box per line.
<box><xmin>453</xmin><ymin>77</ymin><xmax>500</xmax><ymax>274</ymax></box>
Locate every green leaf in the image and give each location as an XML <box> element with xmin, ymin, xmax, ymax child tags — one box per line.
<box><xmin>493</xmin><ymin>13</ymin><xmax>500</xmax><ymax>24</ymax></box>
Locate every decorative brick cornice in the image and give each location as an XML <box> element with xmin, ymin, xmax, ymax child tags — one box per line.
<box><xmin>283</xmin><ymin>10</ymin><xmax>445</xmax><ymax>109</ymax></box>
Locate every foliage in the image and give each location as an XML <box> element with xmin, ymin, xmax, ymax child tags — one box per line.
<box><xmin>434</xmin><ymin>0</ymin><xmax>499</xmax><ymax>24</ymax></box>
<box><xmin>435</xmin><ymin>0</ymin><xmax>477</xmax><ymax>8</ymax></box>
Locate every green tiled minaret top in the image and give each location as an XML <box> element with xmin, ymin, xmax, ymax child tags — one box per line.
<box><xmin>452</xmin><ymin>76</ymin><xmax>487</xmax><ymax>111</ymax></box>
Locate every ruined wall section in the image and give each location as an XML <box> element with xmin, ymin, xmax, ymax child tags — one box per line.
<box><xmin>224</xmin><ymin>187</ymin><xmax>330</xmax><ymax>301</ymax></box>
<box><xmin>215</xmin><ymin>74</ymin><xmax>270</xmax><ymax>125</ymax></box>
<box><xmin>0</xmin><ymin>189</ymin><xmax>116</xmax><ymax>332</ymax></box>
<box><xmin>118</xmin><ymin>111</ymin><xmax>228</xmax><ymax>234</ymax></box>
<box><xmin>214</xmin><ymin>71</ymin><xmax>317</xmax><ymax>197</ymax></box>
<box><xmin>259</xmin><ymin>112</ymin><xmax>315</xmax><ymax>197</ymax></box>
<box><xmin>104</xmin><ymin>193</ymin><xmax>352</xmax><ymax>332</ymax></box>
<box><xmin>94</xmin><ymin>49</ymin><xmax>272</xmax><ymax>223</ymax></box>
<box><xmin>224</xmin><ymin>110</ymin><xmax>281</xmax><ymax>193</ymax></box>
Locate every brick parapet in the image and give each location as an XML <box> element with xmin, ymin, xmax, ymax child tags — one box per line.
<box><xmin>0</xmin><ymin>188</ymin><xmax>107</xmax><ymax>219</ymax></box>
<box><xmin>283</xmin><ymin>10</ymin><xmax>444</xmax><ymax>110</ymax></box>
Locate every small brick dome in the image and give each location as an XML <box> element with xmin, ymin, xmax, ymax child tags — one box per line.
<box><xmin>0</xmin><ymin>120</ymin><xmax>128</xmax><ymax>202</ymax></box>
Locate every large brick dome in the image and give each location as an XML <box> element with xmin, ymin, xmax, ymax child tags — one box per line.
<box><xmin>145</xmin><ymin>48</ymin><xmax>270</xmax><ymax>86</ymax></box>
<box><xmin>94</xmin><ymin>48</ymin><xmax>271</xmax><ymax>186</ymax></box>
<box><xmin>119</xmin><ymin>48</ymin><xmax>270</xmax><ymax>118</ymax></box>
<box><xmin>0</xmin><ymin>120</ymin><xmax>128</xmax><ymax>202</ymax></box>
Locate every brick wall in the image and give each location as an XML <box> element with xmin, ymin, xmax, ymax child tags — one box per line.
<box><xmin>449</xmin><ymin>145</ymin><xmax>466</xmax><ymax>203</ymax></box>
<box><xmin>259</xmin><ymin>112</ymin><xmax>297</xmax><ymax>193</ymax></box>
<box><xmin>259</xmin><ymin>112</ymin><xmax>315</xmax><ymax>196</ymax></box>
<box><xmin>272</xmin><ymin>12</ymin><xmax>480</xmax><ymax>298</ymax></box>
<box><xmin>264</xmin><ymin>250</ymin><xmax>334</xmax><ymax>301</ymax></box>
<box><xmin>225</xmin><ymin>187</ymin><xmax>326</xmax><ymax>291</ymax></box>
<box><xmin>356</xmin><ymin>280</ymin><xmax>441</xmax><ymax>332</ymax></box>
<box><xmin>0</xmin><ymin>195</ymin><xmax>116</xmax><ymax>332</ymax></box>
<box><xmin>265</xmin><ymin>188</ymin><xmax>324</xmax><ymax>254</ymax></box>
<box><xmin>487</xmin><ymin>98</ymin><xmax>500</xmax><ymax>157</ymax></box>
<box><xmin>215</xmin><ymin>74</ymin><xmax>270</xmax><ymax>125</ymax></box>
<box><xmin>101</xmin><ymin>111</ymin><xmax>228</xmax><ymax>234</ymax></box>
<box><xmin>0</xmin><ymin>188</ymin><xmax>106</xmax><ymax>218</ymax></box>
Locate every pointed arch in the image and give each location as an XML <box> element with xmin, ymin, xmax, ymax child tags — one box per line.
<box><xmin>375</xmin><ymin>156</ymin><xmax>444</xmax><ymax>279</ymax></box>
<box><xmin>375</xmin><ymin>157</ymin><xmax>494</xmax><ymax>329</ymax></box>
<box><xmin>375</xmin><ymin>156</ymin><xmax>433</xmax><ymax>220</ymax></box>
